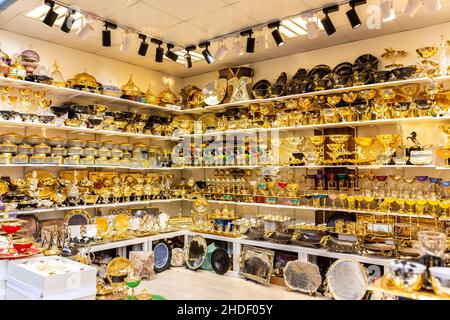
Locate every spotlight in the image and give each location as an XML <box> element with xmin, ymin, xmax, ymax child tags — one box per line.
<box><xmin>403</xmin><ymin>0</ymin><xmax>422</xmax><ymax>17</ymax></box>
<box><xmin>424</xmin><ymin>0</ymin><xmax>441</xmax><ymax>13</ymax></box>
<box><xmin>240</xmin><ymin>29</ymin><xmax>255</xmax><ymax>53</ymax></box>
<box><xmin>321</xmin><ymin>5</ymin><xmax>339</xmax><ymax>36</ymax></box>
<box><xmin>380</xmin><ymin>1</ymin><xmax>396</xmax><ymax>22</ymax></box>
<box><xmin>120</xmin><ymin>31</ymin><xmax>133</xmax><ymax>51</ymax></box>
<box><xmin>214</xmin><ymin>41</ymin><xmax>228</xmax><ymax>61</ymax></box>
<box><xmin>199</xmin><ymin>42</ymin><xmax>214</xmax><ymax>64</ymax></box>
<box><xmin>165</xmin><ymin>44</ymin><xmax>179</xmax><ymax>62</ymax></box>
<box><xmin>76</xmin><ymin>16</ymin><xmax>95</xmax><ymax>40</ymax></box>
<box><xmin>233</xmin><ymin>37</ymin><xmax>243</xmax><ymax>56</ymax></box>
<box><xmin>306</xmin><ymin>20</ymin><xmax>319</xmax><ymax>39</ymax></box>
<box><xmin>268</xmin><ymin>21</ymin><xmax>285</xmax><ymax>47</ymax></box>
<box><xmin>61</xmin><ymin>7</ymin><xmax>78</xmax><ymax>33</ymax></box>
<box><xmin>43</xmin><ymin>0</ymin><xmax>58</xmax><ymax>27</ymax></box>
<box><xmin>151</xmin><ymin>38</ymin><xmax>164</xmax><ymax>63</ymax></box>
<box><xmin>138</xmin><ymin>34</ymin><xmax>149</xmax><ymax>56</ymax></box>
<box><xmin>346</xmin><ymin>0</ymin><xmax>366</xmax><ymax>29</ymax></box>
<box><xmin>184</xmin><ymin>46</ymin><xmax>196</xmax><ymax>69</ymax></box>
<box><xmin>101</xmin><ymin>22</ymin><xmax>117</xmax><ymax>47</ymax></box>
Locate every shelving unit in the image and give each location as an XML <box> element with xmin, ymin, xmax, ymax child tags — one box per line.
<box><xmin>1</xmin><ymin>73</ymin><xmax>449</xmax><ymax>282</ymax></box>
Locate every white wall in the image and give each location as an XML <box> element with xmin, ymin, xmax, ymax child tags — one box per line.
<box><xmin>0</xmin><ymin>29</ymin><xmax>182</xmax><ymax>94</ymax></box>
<box><xmin>182</xmin><ymin>21</ymin><xmax>450</xmax><ymax>87</ymax></box>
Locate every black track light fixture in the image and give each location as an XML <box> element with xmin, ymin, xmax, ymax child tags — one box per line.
<box><xmin>151</xmin><ymin>38</ymin><xmax>164</xmax><ymax>63</ymax></box>
<box><xmin>268</xmin><ymin>21</ymin><xmax>285</xmax><ymax>47</ymax></box>
<box><xmin>346</xmin><ymin>0</ymin><xmax>366</xmax><ymax>29</ymax></box>
<box><xmin>61</xmin><ymin>6</ymin><xmax>78</xmax><ymax>33</ymax></box>
<box><xmin>138</xmin><ymin>34</ymin><xmax>149</xmax><ymax>56</ymax></box>
<box><xmin>102</xmin><ymin>22</ymin><xmax>117</xmax><ymax>47</ymax></box>
<box><xmin>199</xmin><ymin>42</ymin><xmax>214</xmax><ymax>64</ymax></box>
<box><xmin>165</xmin><ymin>44</ymin><xmax>179</xmax><ymax>62</ymax></box>
<box><xmin>240</xmin><ymin>29</ymin><xmax>255</xmax><ymax>53</ymax></box>
<box><xmin>321</xmin><ymin>5</ymin><xmax>339</xmax><ymax>36</ymax></box>
<box><xmin>43</xmin><ymin>0</ymin><xmax>58</xmax><ymax>27</ymax></box>
<box><xmin>184</xmin><ymin>46</ymin><xmax>196</xmax><ymax>69</ymax></box>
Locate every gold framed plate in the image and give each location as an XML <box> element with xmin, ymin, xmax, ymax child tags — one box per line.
<box><xmin>240</xmin><ymin>246</ymin><xmax>274</xmax><ymax>285</ymax></box>
<box><xmin>64</xmin><ymin>210</ymin><xmax>92</xmax><ymax>226</ymax></box>
<box><xmin>114</xmin><ymin>214</ymin><xmax>129</xmax><ymax>231</ymax></box>
<box><xmin>95</xmin><ymin>216</ymin><xmax>109</xmax><ymax>235</ymax></box>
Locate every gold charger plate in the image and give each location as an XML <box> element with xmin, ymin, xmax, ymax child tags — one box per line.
<box><xmin>95</xmin><ymin>216</ymin><xmax>109</xmax><ymax>234</ymax></box>
<box><xmin>114</xmin><ymin>214</ymin><xmax>129</xmax><ymax>231</ymax></box>
<box><xmin>106</xmin><ymin>257</ymin><xmax>130</xmax><ymax>280</ymax></box>
<box><xmin>25</xmin><ymin>170</ymin><xmax>57</xmax><ymax>199</ymax></box>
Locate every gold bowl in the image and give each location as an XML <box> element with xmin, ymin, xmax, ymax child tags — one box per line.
<box><xmin>309</xmin><ymin>136</ymin><xmax>325</xmax><ymax>146</ymax></box>
<box><xmin>328</xmin><ymin>134</ymin><xmax>351</xmax><ymax>144</ymax></box>
<box><xmin>354</xmin><ymin>137</ymin><xmax>376</xmax><ymax>148</ymax></box>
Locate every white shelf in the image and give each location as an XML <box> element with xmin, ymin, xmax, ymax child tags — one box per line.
<box><xmin>182</xmin><ymin>77</ymin><xmax>434</xmax><ymax>115</ymax></box>
<box><xmin>0</xmin><ymin>77</ymin><xmax>183</xmax><ymax>114</ymax></box>
<box><xmin>182</xmin><ymin>199</ymin><xmax>449</xmax><ymax>221</ymax></box>
<box><xmin>11</xmin><ymin>199</ymin><xmax>182</xmax><ymax>215</ymax></box>
<box><xmin>0</xmin><ymin>164</ymin><xmax>182</xmax><ymax>171</ymax></box>
<box><xmin>182</xmin><ymin>115</ymin><xmax>450</xmax><ymax>138</ymax></box>
<box><xmin>89</xmin><ymin>230</ymin><xmax>186</xmax><ymax>253</ymax></box>
<box><xmin>0</xmin><ymin>119</ymin><xmax>180</xmax><ymax>141</ymax></box>
<box><xmin>175</xmin><ymin>164</ymin><xmax>440</xmax><ymax>170</ymax></box>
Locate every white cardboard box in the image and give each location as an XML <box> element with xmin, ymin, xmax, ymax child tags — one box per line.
<box><xmin>6</xmin><ymin>256</ymin><xmax>96</xmax><ymax>300</ymax></box>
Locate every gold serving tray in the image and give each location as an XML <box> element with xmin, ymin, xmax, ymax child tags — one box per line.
<box><xmin>370</xmin><ymin>276</ymin><xmax>450</xmax><ymax>300</ymax></box>
<box><xmin>190</xmin><ymin>228</ymin><xmax>241</xmax><ymax>238</ymax></box>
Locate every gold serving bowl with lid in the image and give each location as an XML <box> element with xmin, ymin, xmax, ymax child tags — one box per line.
<box><xmin>121</xmin><ymin>74</ymin><xmax>141</xmax><ymax>97</ymax></box>
<box><xmin>67</xmin><ymin>71</ymin><xmax>101</xmax><ymax>89</ymax></box>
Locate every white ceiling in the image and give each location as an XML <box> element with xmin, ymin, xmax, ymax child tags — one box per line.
<box><xmin>1</xmin><ymin>0</ymin><xmax>450</xmax><ymax>78</ymax></box>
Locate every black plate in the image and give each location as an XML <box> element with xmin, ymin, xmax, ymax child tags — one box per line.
<box><xmin>211</xmin><ymin>247</ymin><xmax>230</xmax><ymax>275</ymax></box>
<box><xmin>354</xmin><ymin>54</ymin><xmax>378</xmax><ymax>72</ymax></box>
<box><xmin>153</xmin><ymin>241</ymin><xmax>172</xmax><ymax>273</ymax></box>
<box><xmin>333</xmin><ymin>62</ymin><xmax>354</xmax><ymax>76</ymax></box>
<box><xmin>307</xmin><ymin>64</ymin><xmax>331</xmax><ymax>79</ymax></box>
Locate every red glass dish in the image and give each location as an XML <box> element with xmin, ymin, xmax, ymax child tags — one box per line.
<box><xmin>1</xmin><ymin>223</ymin><xmax>21</xmax><ymax>234</ymax></box>
<box><xmin>13</xmin><ymin>241</ymin><xmax>33</xmax><ymax>253</ymax></box>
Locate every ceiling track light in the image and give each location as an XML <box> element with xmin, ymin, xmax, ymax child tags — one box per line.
<box><xmin>184</xmin><ymin>46</ymin><xmax>196</xmax><ymax>69</ymax></box>
<box><xmin>120</xmin><ymin>31</ymin><xmax>133</xmax><ymax>51</ymax></box>
<box><xmin>102</xmin><ymin>21</ymin><xmax>117</xmax><ymax>47</ymax></box>
<box><xmin>61</xmin><ymin>6</ymin><xmax>78</xmax><ymax>33</ymax></box>
<box><xmin>138</xmin><ymin>34</ymin><xmax>149</xmax><ymax>56</ymax></box>
<box><xmin>43</xmin><ymin>0</ymin><xmax>58</xmax><ymax>27</ymax></box>
<box><xmin>233</xmin><ymin>37</ymin><xmax>243</xmax><ymax>56</ymax></box>
<box><xmin>346</xmin><ymin>0</ymin><xmax>366</xmax><ymax>29</ymax></box>
<box><xmin>214</xmin><ymin>41</ymin><xmax>228</xmax><ymax>61</ymax></box>
<box><xmin>321</xmin><ymin>5</ymin><xmax>339</xmax><ymax>36</ymax></box>
<box><xmin>240</xmin><ymin>29</ymin><xmax>255</xmax><ymax>53</ymax></box>
<box><xmin>424</xmin><ymin>0</ymin><xmax>442</xmax><ymax>13</ymax></box>
<box><xmin>165</xmin><ymin>43</ymin><xmax>178</xmax><ymax>62</ymax></box>
<box><xmin>380</xmin><ymin>0</ymin><xmax>396</xmax><ymax>22</ymax></box>
<box><xmin>199</xmin><ymin>41</ymin><xmax>214</xmax><ymax>64</ymax></box>
<box><xmin>403</xmin><ymin>0</ymin><xmax>423</xmax><ymax>17</ymax></box>
<box><xmin>268</xmin><ymin>21</ymin><xmax>285</xmax><ymax>47</ymax></box>
<box><xmin>151</xmin><ymin>38</ymin><xmax>164</xmax><ymax>63</ymax></box>
<box><xmin>76</xmin><ymin>15</ymin><xmax>95</xmax><ymax>40</ymax></box>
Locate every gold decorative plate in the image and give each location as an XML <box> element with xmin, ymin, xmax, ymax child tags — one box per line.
<box><xmin>106</xmin><ymin>257</ymin><xmax>130</xmax><ymax>282</ymax></box>
<box><xmin>64</xmin><ymin>210</ymin><xmax>92</xmax><ymax>226</ymax></box>
<box><xmin>114</xmin><ymin>214</ymin><xmax>129</xmax><ymax>231</ymax></box>
<box><xmin>95</xmin><ymin>216</ymin><xmax>109</xmax><ymax>234</ymax></box>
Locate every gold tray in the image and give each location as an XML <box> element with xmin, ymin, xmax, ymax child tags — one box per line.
<box><xmin>370</xmin><ymin>276</ymin><xmax>450</xmax><ymax>300</ymax></box>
